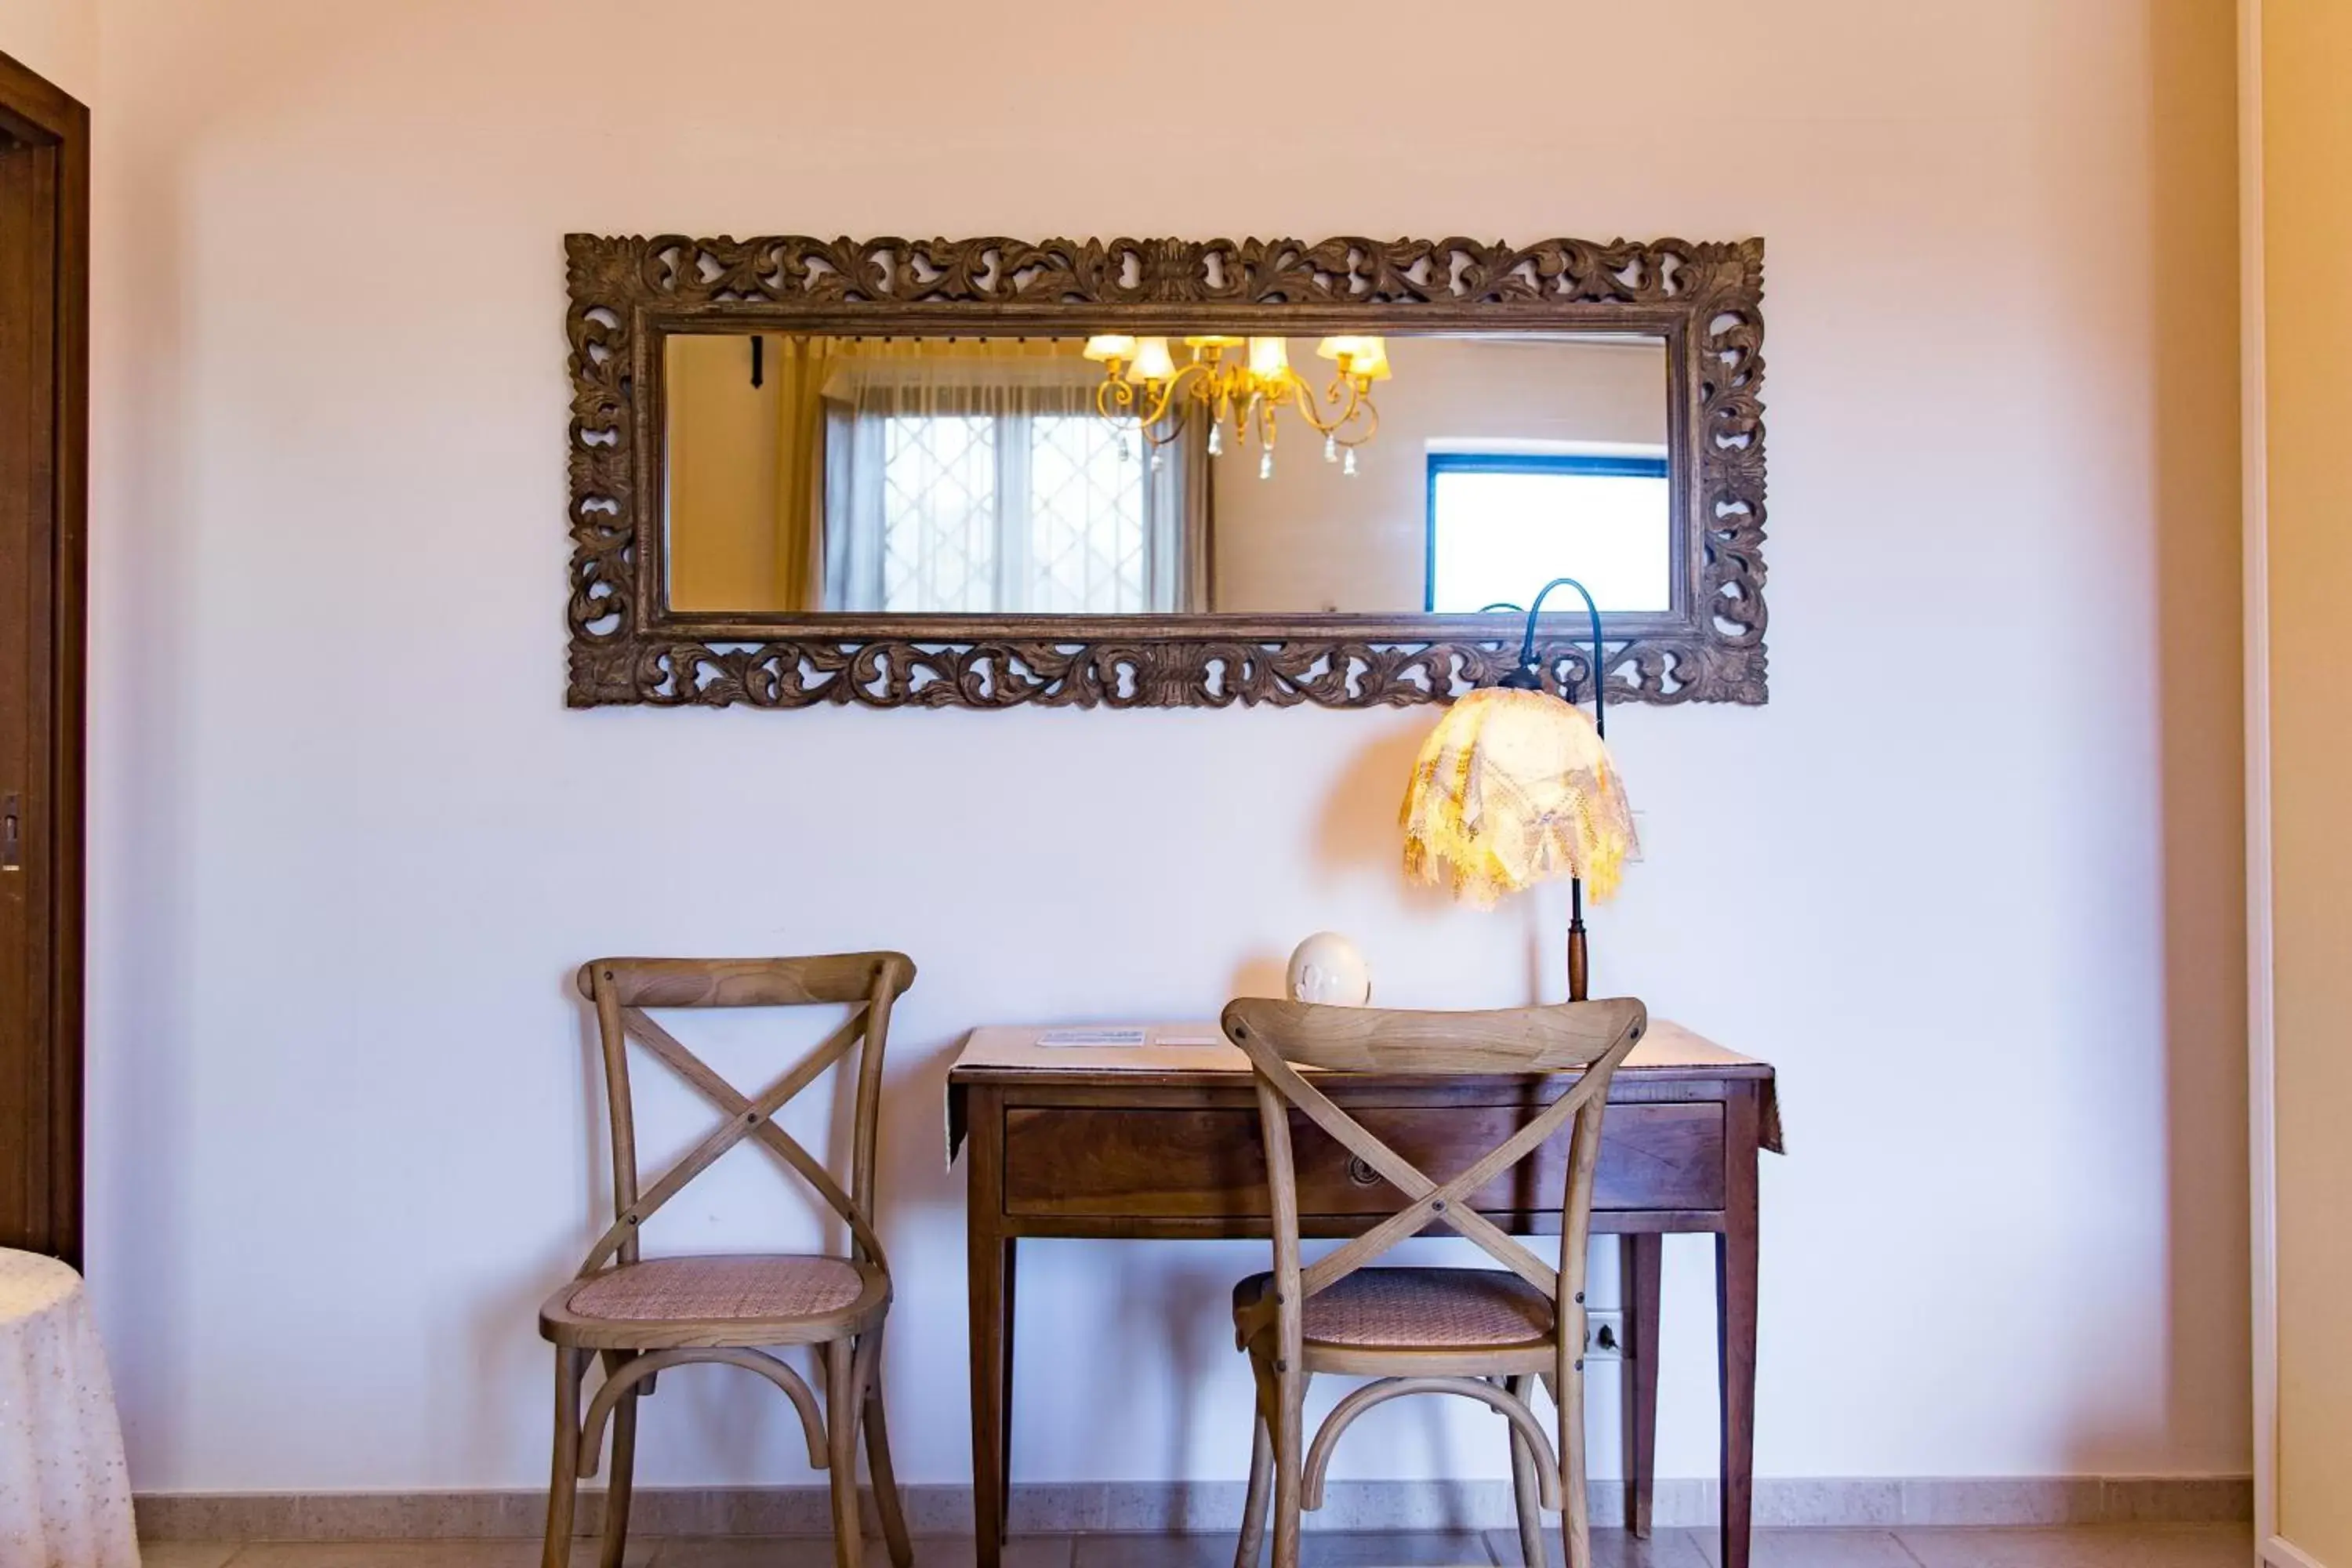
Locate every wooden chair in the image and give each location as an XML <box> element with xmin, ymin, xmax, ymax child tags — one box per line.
<box><xmin>539</xmin><ymin>953</ymin><xmax>918</xmax><ymax>1568</ymax></box>
<box><xmin>1221</xmin><ymin>995</ymin><xmax>1649</xmax><ymax>1568</ymax></box>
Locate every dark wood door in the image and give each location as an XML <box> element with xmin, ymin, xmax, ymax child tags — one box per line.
<box><xmin>0</xmin><ymin>50</ymin><xmax>87</xmax><ymax>1264</ymax></box>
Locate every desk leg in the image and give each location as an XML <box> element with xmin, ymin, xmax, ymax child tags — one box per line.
<box><xmin>967</xmin><ymin>1090</ymin><xmax>1013</xmax><ymax>1568</ymax></box>
<box><xmin>1716</xmin><ymin>1089</ymin><xmax>1761</xmax><ymax>1568</ymax></box>
<box><xmin>1000</xmin><ymin>1236</ymin><xmax>1017</xmax><ymax>1542</ymax></box>
<box><xmin>1622</xmin><ymin>1233</ymin><xmax>1662</xmax><ymax>1538</ymax></box>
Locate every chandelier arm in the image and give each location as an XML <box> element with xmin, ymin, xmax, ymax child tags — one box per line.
<box><xmin>1319</xmin><ymin>373</ymin><xmax>1359</xmax><ymax>432</ymax></box>
<box><xmin>1149</xmin><ymin>370</ymin><xmax>1197</xmax><ymax>426</ymax></box>
<box><xmin>1099</xmin><ymin>376</ymin><xmax>1195</xmax><ymax>452</ymax></box>
<box><xmin>1285</xmin><ymin>377</ymin><xmax>1337</xmax><ymax>436</ymax></box>
<box><xmin>1285</xmin><ymin>376</ymin><xmax>1378</xmax><ymax>445</ymax></box>
<box><xmin>1146</xmin><ymin>377</ymin><xmax>1191</xmax><ymax>440</ymax></box>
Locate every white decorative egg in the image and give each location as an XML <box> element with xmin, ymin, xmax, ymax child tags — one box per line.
<box><xmin>1287</xmin><ymin>932</ymin><xmax>1372</xmax><ymax>1007</ymax></box>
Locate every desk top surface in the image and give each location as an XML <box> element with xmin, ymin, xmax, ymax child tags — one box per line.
<box><xmin>949</xmin><ymin>1017</ymin><xmax>1769</xmax><ymax>1081</ymax></box>
<box><xmin>946</xmin><ymin>1018</ymin><xmax>1782</xmax><ymax>1160</ymax></box>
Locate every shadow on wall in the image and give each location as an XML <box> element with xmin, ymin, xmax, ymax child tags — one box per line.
<box><xmin>452</xmin><ymin>989</ymin><xmax>626</xmax><ymax>1479</ymax></box>
<box><xmin>2069</xmin><ymin>0</ymin><xmax>2250</xmax><ymax>1470</ymax></box>
<box><xmin>1312</xmin><ymin>724</ymin><xmax>1428</xmax><ymax>886</ymax></box>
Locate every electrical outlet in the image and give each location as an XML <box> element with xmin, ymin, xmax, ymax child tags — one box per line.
<box><xmin>1584</xmin><ymin>1308</ymin><xmax>1625</xmax><ymax>1360</ymax></box>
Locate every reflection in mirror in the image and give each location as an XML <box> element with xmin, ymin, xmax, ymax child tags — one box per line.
<box><xmin>662</xmin><ymin>332</ymin><xmax>1671</xmax><ymax>618</ymax></box>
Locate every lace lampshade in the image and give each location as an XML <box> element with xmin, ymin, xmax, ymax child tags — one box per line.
<box><xmin>1399</xmin><ymin>685</ymin><xmax>1639</xmax><ymax>909</ymax></box>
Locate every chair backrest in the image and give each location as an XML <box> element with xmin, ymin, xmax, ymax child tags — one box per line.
<box><xmin>571</xmin><ymin>953</ymin><xmax>916</xmax><ymax>1282</ymax></box>
<box><xmin>1220</xmin><ymin>996</ymin><xmax>1646</xmax><ymax>1341</ymax></box>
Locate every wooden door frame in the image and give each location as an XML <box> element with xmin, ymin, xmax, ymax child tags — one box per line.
<box><xmin>0</xmin><ymin>48</ymin><xmax>88</xmax><ymax>1265</ymax></box>
<box><xmin>2238</xmin><ymin>2</ymin><xmax>2277</xmax><ymax>1555</ymax></box>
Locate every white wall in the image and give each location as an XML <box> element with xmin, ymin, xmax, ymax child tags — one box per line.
<box><xmin>76</xmin><ymin>0</ymin><xmax>2247</xmax><ymax>1495</ymax></box>
<box><xmin>1212</xmin><ymin>337</ymin><xmax>1668</xmax><ymax>612</ymax></box>
<box><xmin>0</xmin><ymin>0</ymin><xmax>93</xmax><ymax>100</ymax></box>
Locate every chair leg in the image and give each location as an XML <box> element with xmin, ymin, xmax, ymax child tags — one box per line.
<box><xmin>541</xmin><ymin>1346</ymin><xmax>586</xmax><ymax>1568</ymax></box>
<box><xmin>860</xmin><ymin>1336</ymin><xmax>914</xmax><ymax>1568</ymax></box>
<box><xmin>1234</xmin><ymin>1374</ymin><xmax>1274</xmax><ymax>1568</ymax></box>
<box><xmin>1506</xmin><ymin>1374</ymin><xmax>1545</xmax><ymax>1567</ymax></box>
<box><xmin>826</xmin><ymin>1339</ymin><xmax>866</xmax><ymax>1568</ymax></box>
<box><xmin>1270</xmin><ymin>1367</ymin><xmax>1307</xmax><ymax>1568</ymax></box>
<box><xmin>599</xmin><ymin>1355</ymin><xmax>639</xmax><ymax>1568</ymax></box>
<box><xmin>1557</xmin><ymin>1360</ymin><xmax>1591</xmax><ymax>1568</ymax></box>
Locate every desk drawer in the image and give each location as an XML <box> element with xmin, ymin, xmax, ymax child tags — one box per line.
<box><xmin>1002</xmin><ymin>1102</ymin><xmax>1724</xmax><ymax>1218</ymax></box>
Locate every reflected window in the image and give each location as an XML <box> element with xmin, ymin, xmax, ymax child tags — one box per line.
<box><xmin>877</xmin><ymin>416</ymin><xmax>999</xmax><ymax>613</ymax></box>
<box><xmin>662</xmin><ymin>334</ymin><xmax>1200</xmax><ymax>615</ymax></box>
<box><xmin>860</xmin><ymin>413</ymin><xmax>1161</xmax><ymax>615</ymax></box>
<box><xmin>1425</xmin><ymin>451</ymin><xmax>1671</xmax><ymax>615</ymax></box>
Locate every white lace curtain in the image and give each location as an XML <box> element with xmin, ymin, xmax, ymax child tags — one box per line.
<box><xmin>801</xmin><ymin>339</ymin><xmax>1209</xmax><ymax>615</ymax></box>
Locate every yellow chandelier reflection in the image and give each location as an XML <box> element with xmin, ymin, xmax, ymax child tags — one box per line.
<box><xmin>1079</xmin><ymin>334</ymin><xmax>1388</xmax><ymax>478</ymax></box>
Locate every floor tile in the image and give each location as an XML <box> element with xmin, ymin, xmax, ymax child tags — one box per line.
<box><xmin>644</xmin><ymin>1541</ymin><xmax>815</xmax><ymax>1567</ymax></box>
<box><xmin>1483</xmin><ymin>1526</ymin><xmax>1711</xmax><ymax>1566</ymax></box>
<box><xmin>223</xmin><ymin>1545</ymin><xmax>543</xmax><ymax>1568</ymax></box>
<box><xmin>650</xmin><ymin>1538</ymin><xmax>1071</xmax><ymax>1568</ymax></box>
<box><xmin>904</xmin><ymin>1537</ymin><xmax>1080</xmax><ymax>1568</ymax></box>
<box><xmin>139</xmin><ymin>1546</ymin><xmax>244</xmax><ymax>1568</ymax></box>
<box><xmin>559</xmin><ymin>1538</ymin><xmax>660</xmax><ymax>1568</ymax></box>
<box><xmin>1893</xmin><ymin>1524</ymin><xmax>2252</xmax><ymax>1568</ymax></box>
<box><xmin>1072</xmin><ymin>1532</ymin><xmax>1496</xmax><ymax>1566</ymax></box>
<box><xmin>220</xmin><ymin>1544</ymin><xmax>657</xmax><ymax>1568</ymax></box>
<box><xmin>165</xmin><ymin>1527</ymin><xmax>2262</xmax><ymax>1568</ymax></box>
<box><xmin>1690</xmin><ymin>1530</ymin><xmax>1920</xmax><ymax>1568</ymax></box>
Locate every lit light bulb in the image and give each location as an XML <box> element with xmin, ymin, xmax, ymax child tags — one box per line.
<box><xmin>1130</xmin><ymin>336</ymin><xmax>1177</xmax><ymax>383</ymax></box>
<box><xmin>1247</xmin><ymin>336</ymin><xmax>1292</xmax><ymax>382</ymax></box>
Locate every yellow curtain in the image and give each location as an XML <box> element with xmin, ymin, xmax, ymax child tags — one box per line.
<box><xmin>769</xmin><ymin>336</ymin><xmax>834</xmax><ymax>612</ymax></box>
<box><xmin>1175</xmin><ymin>419</ymin><xmax>1213</xmax><ymax>611</ymax></box>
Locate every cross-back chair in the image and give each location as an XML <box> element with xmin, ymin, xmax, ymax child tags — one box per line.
<box><xmin>539</xmin><ymin>953</ymin><xmax>918</xmax><ymax>1568</ymax></box>
<box><xmin>1221</xmin><ymin>994</ymin><xmax>1648</xmax><ymax>1568</ymax></box>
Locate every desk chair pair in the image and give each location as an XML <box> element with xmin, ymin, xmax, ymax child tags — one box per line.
<box><xmin>533</xmin><ymin>953</ymin><xmax>1643</xmax><ymax>1568</ymax></box>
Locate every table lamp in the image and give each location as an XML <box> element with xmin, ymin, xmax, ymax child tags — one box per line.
<box><xmin>1399</xmin><ymin>576</ymin><xmax>1637</xmax><ymax>1001</ymax></box>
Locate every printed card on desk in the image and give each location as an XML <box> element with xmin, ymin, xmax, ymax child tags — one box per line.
<box><xmin>1036</xmin><ymin>1027</ymin><xmax>1149</xmax><ymax>1047</ymax></box>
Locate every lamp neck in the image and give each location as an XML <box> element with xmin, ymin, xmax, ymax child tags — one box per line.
<box><xmin>1508</xmin><ymin>576</ymin><xmax>1606</xmax><ymax>739</ymax></box>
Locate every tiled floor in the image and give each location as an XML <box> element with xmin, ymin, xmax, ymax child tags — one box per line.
<box><xmin>132</xmin><ymin>1524</ymin><xmax>2253</xmax><ymax>1568</ymax></box>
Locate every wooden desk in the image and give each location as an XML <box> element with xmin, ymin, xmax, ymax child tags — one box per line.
<box><xmin>947</xmin><ymin>1021</ymin><xmax>1780</xmax><ymax>1568</ymax></box>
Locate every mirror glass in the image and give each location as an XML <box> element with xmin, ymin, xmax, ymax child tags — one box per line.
<box><xmin>662</xmin><ymin>331</ymin><xmax>1671</xmax><ymax>618</ymax></box>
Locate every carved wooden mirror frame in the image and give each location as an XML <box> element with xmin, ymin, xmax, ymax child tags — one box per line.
<box><xmin>564</xmin><ymin>234</ymin><xmax>1766</xmax><ymax>710</ymax></box>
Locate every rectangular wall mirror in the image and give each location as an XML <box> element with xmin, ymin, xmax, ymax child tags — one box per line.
<box><xmin>662</xmin><ymin>330</ymin><xmax>1672</xmax><ymax>620</ymax></box>
<box><xmin>565</xmin><ymin>236</ymin><xmax>1767</xmax><ymax>710</ymax></box>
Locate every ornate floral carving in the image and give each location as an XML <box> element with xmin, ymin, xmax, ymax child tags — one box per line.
<box><xmin>565</xmin><ymin>234</ymin><xmax>1769</xmax><ymax>710</ymax></box>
